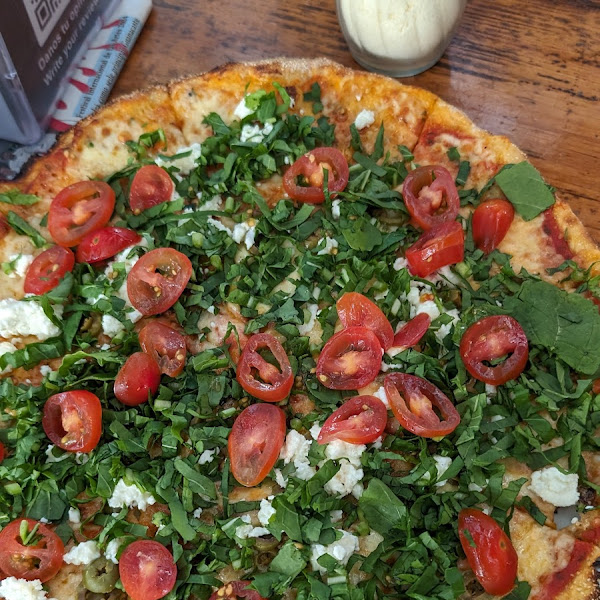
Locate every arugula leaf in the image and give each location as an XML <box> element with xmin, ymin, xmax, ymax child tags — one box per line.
<box><xmin>341</xmin><ymin>217</ymin><xmax>382</xmax><ymax>251</ymax></box>
<box><xmin>494</xmin><ymin>162</ymin><xmax>555</xmax><ymax>220</ymax></box>
<box><xmin>0</xmin><ymin>189</ymin><xmax>39</xmax><ymax>205</ymax></box>
<box><xmin>504</xmin><ymin>279</ymin><xmax>600</xmax><ymax>374</ymax></box>
<box><xmin>6</xmin><ymin>211</ymin><xmax>47</xmax><ymax>247</ymax></box>
<box><xmin>359</xmin><ymin>478</ymin><xmax>407</xmax><ymax>534</ymax></box>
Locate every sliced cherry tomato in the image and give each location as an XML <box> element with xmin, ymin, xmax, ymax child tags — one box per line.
<box><xmin>402</xmin><ymin>165</ymin><xmax>460</xmax><ymax>230</ymax></box>
<box><xmin>392</xmin><ymin>313</ymin><xmax>431</xmax><ymax>349</ymax></box>
<box><xmin>48</xmin><ymin>180</ymin><xmax>115</xmax><ymax>247</ymax></box>
<box><xmin>114</xmin><ymin>352</ymin><xmax>161</xmax><ymax>406</ymax></box>
<box><xmin>459</xmin><ymin>315</ymin><xmax>529</xmax><ymax>385</ymax></box>
<box><xmin>384</xmin><ymin>372</ymin><xmax>460</xmax><ymax>437</ymax></box>
<box><xmin>209</xmin><ymin>581</ymin><xmax>266</xmax><ymax>600</ymax></box>
<box><xmin>337</xmin><ymin>292</ymin><xmax>394</xmax><ymax>350</ymax></box>
<box><xmin>119</xmin><ymin>540</ymin><xmax>177</xmax><ymax>600</ymax></box>
<box><xmin>472</xmin><ymin>198</ymin><xmax>515</xmax><ymax>254</ymax></box>
<box><xmin>24</xmin><ymin>245</ymin><xmax>75</xmax><ymax>295</ymax></box>
<box><xmin>129</xmin><ymin>165</ymin><xmax>174</xmax><ymax>214</ymax></box>
<box><xmin>318</xmin><ymin>395</ymin><xmax>387</xmax><ymax>445</ymax></box>
<box><xmin>0</xmin><ymin>441</ymin><xmax>5</xmax><ymax>463</ymax></box>
<box><xmin>0</xmin><ymin>518</ymin><xmax>64</xmax><ymax>582</ymax></box>
<box><xmin>127</xmin><ymin>248</ymin><xmax>192</xmax><ymax>316</ymax></box>
<box><xmin>406</xmin><ymin>220</ymin><xmax>464</xmax><ymax>278</ymax></box>
<box><xmin>316</xmin><ymin>326</ymin><xmax>382</xmax><ymax>390</ymax></box>
<box><xmin>458</xmin><ymin>508</ymin><xmax>518</xmax><ymax>596</ymax></box>
<box><xmin>236</xmin><ymin>333</ymin><xmax>294</xmax><ymax>402</ymax></box>
<box><xmin>42</xmin><ymin>390</ymin><xmax>102</xmax><ymax>453</ymax></box>
<box><xmin>139</xmin><ymin>321</ymin><xmax>187</xmax><ymax>377</ymax></box>
<box><xmin>283</xmin><ymin>147</ymin><xmax>349</xmax><ymax>204</ymax></box>
<box><xmin>229</xmin><ymin>403</ymin><xmax>286</xmax><ymax>487</ymax></box>
<box><xmin>76</xmin><ymin>226</ymin><xmax>142</xmax><ymax>263</ymax></box>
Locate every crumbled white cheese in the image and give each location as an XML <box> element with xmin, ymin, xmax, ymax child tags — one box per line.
<box><xmin>325</xmin><ymin>439</ymin><xmax>366</xmax><ymax>467</ymax></box>
<box><xmin>434</xmin><ymin>308</ymin><xmax>460</xmax><ymax>342</ymax></box>
<box><xmin>372</xmin><ymin>436</ymin><xmax>383</xmax><ymax>449</ymax></box>
<box><xmin>0</xmin><ymin>299</ymin><xmax>61</xmax><ymax>340</ymax></box>
<box><xmin>331</xmin><ymin>199</ymin><xmax>341</xmax><ymax>220</ymax></box>
<box><xmin>0</xmin><ymin>341</ymin><xmax>17</xmax><ymax>374</ymax></box>
<box><xmin>433</xmin><ymin>455</ymin><xmax>452</xmax><ymax>487</ymax></box>
<box><xmin>198</xmin><ymin>449</ymin><xmax>217</xmax><ymax>465</ymax></box>
<box><xmin>63</xmin><ymin>540</ymin><xmax>101</xmax><ymax>565</ymax></box>
<box><xmin>528</xmin><ymin>467</ymin><xmax>579</xmax><ymax>507</ymax></box>
<box><xmin>316</xmin><ymin>236</ymin><xmax>339</xmax><ymax>256</ymax></box>
<box><xmin>257</xmin><ymin>496</ymin><xmax>276</xmax><ymax>527</ymax></box>
<box><xmin>274</xmin><ymin>468</ymin><xmax>288</xmax><ymax>489</ymax></box>
<box><xmin>393</xmin><ymin>256</ymin><xmax>408</xmax><ymax>271</ymax></box>
<box><xmin>298</xmin><ymin>303</ymin><xmax>320</xmax><ymax>336</ymax></box>
<box><xmin>154</xmin><ymin>143</ymin><xmax>202</xmax><ymax>175</ymax></box>
<box><xmin>280</xmin><ymin>430</ymin><xmax>315</xmax><ymax>481</ymax></box>
<box><xmin>7</xmin><ymin>253</ymin><xmax>34</xmax><ymax>278</ymax></box>
<box><xmin>68</xmin><ymin>507</ymin><xmax>81</xmax><ymax>524</ymax></box>
<box><xmin>310</xmin><ymin>530</ymin><xmax>359</xmax><ymax>574</ymax></box>
<box><xmin>108</xmin><ymin>478</ymin><xmax>156</xmax><ymax>511</ymax></box>
<box><xmin>309</xmin><ymin>422</ymin><xmax>322</xmax><ymax>440</ymax></box>
<box><xmin>39</xmin><ymin>364</ymin><xmax>53</xmax><ymax>377</ymax></box>
<box><xmin>114</xmin><ymin>282</ymin><xmax>143</xmax><ymax>324</ymax></box>
<box><xmin>193</xmin><ymin>507</ymin><xmax>203</xmax><ymax>519</ymax></box>
<box><xmin>240</xmin><ymin>121</ymin><xmax>274</xmax><ymax>143</ymax></box>
<box><xmin>231</xmin><ymin>221</ymin><xmax>257</xmax><ymax>249</ymax></box>
<box><xmin>101</xmin><ymin>314</ymin><xmax>124</xmax><ymax>338</ymax></box>
<box><xmin>234</xmin><ymin>97</ymin><xmax>255</xmax><ymax>120</ymax></box>
<box><xmin>372</xmin><ymin>385</ymin><xmax>390</xmax><ymax>408</ymax></box>
<box><xmin>427</xmin><ymin>265</ymin><xmax>460</xmax><ymax>287</ymax></box>
<box><xmin>330</xmin><ymin>510</ymin><xmax>343</xmax><ymax>523</ymax></box>
<box><xmin>325</xmin><ymin>460</ymin><xmax>364</xmax><ymax>498</ymax></box>
<box><xmin>105</xmin><ymin>538</ymin><xmax>125</xmax><ymax>564</ymax></box>
<box><xmin>468</xmin><ymin>482</ymin><xmax>484</xmax><ymax>493</ymax></box>
<box><xmin>485</xmin><ymin>384</ymin><xmax>497</xmax><ymax>399</ymax></box>
<box><xmin>0</xmin><ymin>577</ymin><xmax>56</xmax><ymax>600</ymax></box>
<box><xmin>354</xmin><ymin>109</ymin><xmax>376</xmax><ymax>130</ymax></box>
<box><xmin>199</xmin><ymin>195</ymin><xmax>223</xmax><ymax>211</ymax></box>
<box><xmin>404</xmin><ymin>286</ymin><xmax>440</xmax><ymax>321</ymax></box>
<box><xmin>45</xmin><ymin>444</ymin><xmax>69</xmax><ymax>463</ymax></box>
<box><xmin>235</xmin><ymin>514</ymin><xmax>270</xmax><ymax>539</ymax></box>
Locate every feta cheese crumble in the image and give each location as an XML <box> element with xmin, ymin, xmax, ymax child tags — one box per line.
<box><xmin>433</xmin><ymin>455</ymin><xmax>452</xmax><ymax>487</ymax></box>
<box><xmin>280</xmin><ymin>430</ymin><xmax>315</xmax><ymax>481</ymax></box>
<box><xmin>298</xmin><ymin>304</ymin><xmax>320</xmax><ymax>336</ymax></box>
<box><xmin>235</xmin><ymin>514</ymin><xmax>270</xmax><ymax>539</ymax></box>
<box><xmin>0</xmin><ymin>341</ymin><xmax>17</xmax><ymax>374</ymax></box>
<box><xmin>231</xmin><ymin>221</ymin><xmax>257</xmax><ymax>249</ymax></box>
<box><xmin>316</xmin><ymin>236</ymin><xmax>339</xmax><ymax>256</ymax></box>
<box><xmin>257</xmin><ymin>496</ymin><xmax>276</xmax><ymax>526</ymax></box>
<box><xmin>234</xmin><ymin>97</ymin><xmax>255</xmax><ymax>120</ymax></box>
<box><xmin>354</xmin><ymin>109</ymin><xmax>375</xmax><ymax>130</ymax></box>
<box><xmin>323</xmin><ymin>439</ymin><xmax>366</xmax><ymax>498</ymax></box>
<box><xmin>105</xmin><ymin>538</ymin><xmax>125</xmax><ymax>564</ymax></box>
<box><xmin>68</xmin><ymin>507</ymin><xmax>81</xmax><ymax>524</ymax></box>
<box><xmin>198</xmin><ymin>449</ymin><xmax>217</xmax><ymax>465</ymax></box>
<box><xmin>154</xmin><ymin>143</ymin><xmax>202</xmax><ymax>175</ymax></box>
<box><xmin>310</xmin><ymin>530</ymin><xmax>359</xmax><ymax>574</ymax></box>
<box><xmin>101</xmin><ymin>314</ymin><xmax>124</xmax><ymax>338</ymax></box>
<box><xmin>331</xmin><ymin>199</ymin><xmax>341</xmax><ymax>220</ymax></box>
<box><xmin>108</xmin><ymin>478</ymin><xmax>156</xmax><ymax>511</ymax></box>
<box><xmin>63</xmin><ymin>540</ymin><xmax>101</xmax><ymax>565</ymax></box>
<box><xmin>7</xmin><ymin>253</ymin><xmax>34</xmax><ymax>278</ymax></box>
<box><xmin>372</xmin><ymin>385</ymin><xmax>390</xmax><ymax>408</ymax></box>
<box><xmin>240</xmin><ymin>121</ymin><xmax>273</xmax><ymax>143</ymax></box>
<box><xmin>0</xmin><ymin>577</ymin><xmax>56</xmax><ymax>600</ymax></box>
<box><xmin>0</xmin><ymin>299</ymin><xmax>61</xmax><ymax>340</ymax></box>
<box><xmin>528</xmin><ymin>467</ymin><xmax>579</xmax><ymax>507</ymax></box>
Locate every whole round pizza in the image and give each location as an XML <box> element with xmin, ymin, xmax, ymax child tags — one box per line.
<box><xmin>1</xmin><ymin>58</ymin><xmax>600</xmax><ymax>600</ymax></box>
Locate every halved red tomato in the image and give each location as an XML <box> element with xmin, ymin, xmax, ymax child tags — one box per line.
<box><xmin>384</xmin><ymin>372</ymin><xmax>460</xmax><ymax>437</ymax></box>
<box><xmin>42</xmin><ymin>390</ymin><xmax>102</xmax><ymax>452</ymax></box>
<box><xmin>0</xmin><ymin>518</ymin><xmax>64</xmax><ymax>582</ymax></box>
<box><xmin>402</xmin><ymin>165</ymin><xmax>460</xmax><ymax>230</ymax></box>
<box><xmin>283</xmin><ymin>147</ymin><xmax>349</xmax><ymax>204</ymax></box>
<box><xmin>336</xmin><ymin>292</ymin><xmax>394</xmax><ymax>350</ymax></box>
<box><xmin>119</xmin><ymin>540</ymin><xmax>177</xmax><ymax>600</ymax></box>
<box><xmin>406</xmin><ymin>220</ymin><xmax>464</xmax><ymax>278</ymax></box>
<box><xmin>317</xmin><ymin>395</ymin><xmax>387</xmax><ymax>445</ymax></box>
<box><xmin>127</xmin><ymin>248</ymin><xmax>192</xmax><ymax>315</ymax></box>
<box><xmin>392</xmin><ymin>313</ymin><xmax>431</xmax><ymax>349</ymax></box>
<box><xmin>23</xmin><ymin>245</ymin><xmax>75</xmax><ymax>295</ymax></box>
<box><xmin>236</xmin><ymin>333</ymin><xmax>293</xmax><ymax>402</ymax></box>
<box><xmin>129</xmin><ymin>165</ymin><xmax>174</xmax><ymax>214</ymax></box>
<box><xmin>139</xmin><ymin>321</ymin><xmax>187</xmax><ymax>377</ymax></box>
<box><xmin>114</xmin><ymin>352</ymin><xmax>161</xmax><ymax>406</ymax></box>
<box><xmin>209</xmin><ymin>581</ymin><xmax>266</xmax><ymax>600</ymax></box>
<box><xmin>229</xmin><ymin>403</ymin><xmax>286</xmax><ymax>487</ymax></box>
<box><xmin>76</xmin><ymin>226</ymin><xmax>142</xmax><ymax>263</ymax></box>
<box><xmin>48</xmin><ymin>180</ymin><xmax>115</xmax><ymax>247</ymax></box>
<box><xmin>316</xmin><ymin>326</ymin><xmax>382</xmax><ymax>390</ymax></box>
<box><xmin>472</xmin><ymin>198</ymin><xmax>515</xmax><ymax>254</ymax></box>
<box><xmin>458</xmin><ymin>508</ymin><xmax>518</xmax><ymax>596</ymax></box>
<box><xmin>459</xmin><ymin>315</ymin><xmax>528</xmax><ymax>385</ymax></box>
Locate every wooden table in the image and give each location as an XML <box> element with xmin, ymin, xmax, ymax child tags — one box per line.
<box><xmin>112</xmin><ymin>0</ymin><xmax>600</xmax><ymax>241</ymax></box>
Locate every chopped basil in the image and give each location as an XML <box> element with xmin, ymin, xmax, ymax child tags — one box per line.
<box><xmin>0</xmin><ymin>189</ymin><xmax>39</xmax><ymax>205</ymax></box>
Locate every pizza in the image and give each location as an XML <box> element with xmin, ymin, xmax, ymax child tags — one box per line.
<box><xmin>0</xmin><ymin>57</ymin><xmax>599</xmax><ymax>600</ymax></box>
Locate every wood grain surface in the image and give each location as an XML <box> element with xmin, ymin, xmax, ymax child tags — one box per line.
<box><xmin>112</xmin><ymin>0</ymin><xmax>600</xmax><ymax>241</ymax></box>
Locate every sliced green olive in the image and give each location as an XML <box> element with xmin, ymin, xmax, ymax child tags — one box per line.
<box><xmin>83</xmin><ymin>556</ymin><xmax>119</xmax><ymax>594</ymax></box>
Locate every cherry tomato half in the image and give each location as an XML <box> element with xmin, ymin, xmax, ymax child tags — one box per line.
<box><xmin>114</xmin><ymin>352</ymin><xmax>161</xmax><ymax>406</ymax></box>
<box><xmin>458</xmin><ymin>508</ymin><xmax>518</xmax><ymax>596</ymax></box>
<box><xmin>392</xmin><ymin>313</ymin><xmax>431</xmax><ymax>350</ymax></box>
<box><xmin>229</xmin><ymin>403</ymin><xmax>286</xmax><ymax>487</ymax></box>
<box><xmin>406</xmin><ymin>220</ymin><xmax>464</xmax><ymax>278</ymax></box>
<box><xmin>23</xmin><ymin>246</ymin><xmax>75</xmax><ymax>295</ymax></box>
<box><xmin>129</xmin><ymin>165</ymin><xmax>174</xmax><ymax>214</ymax></box>
<box><xmin>402</xmin><ymin>165</ymin><xmax>460</xmax><ymax>230</ymax></box>
<box><xmin>139</xmin><ymin>321</ymin><xmax>187</xmax><ymax>377</ymax></box>
<box><xmin>283</xmin><ymin>147</ymin><xmax>349</xmax><ymax>204</ymax></box>
<box><xmin>337</xmin><ymin>292</ymin><xmax>394</xmax><ymax>350</ymax></box>
<box><xmin>460</xmin><ymin>315</ymin><xmax>529</xmax><ymax>385</ymax></box>
<box><xmin>318</xmin><ymin>395</ymin><xmax>387</xmax><ymax>445</ymax></box>
<box><xmin>209</xmin><ymin>581</ymin><xmax>267</xmax><ymax>600</ymax></box>
<box><xmin>0</xmin><ymin>518</ymin><xmax>64</xmax><ymax>582</ymax></box>
<box><xmin>48</xmin><ymin>180</ymin><xmax>115</xmax><ymax>247</ymax></box>
<box><xmin>316</xmin><ymin>326</ymin><xmax>382</xmax><ymax>390</ymax></box>
<box><xmin>236</xmin><ymin>333</ymin><xmax>293</xmax><ymax>402</ymax></box>
<box><xmin>76</xmin><ymin>226</ymin><xmax>142</xmax><ymax>263</ymax></box>
<box><xmin>127</xmin><ymin>248</ymin><xmax>192</xmax><ymax>316</ymax></box>
<box><xmin>42</xmin><ymin>391</ymin><xmax>102</xmax><ymax>453</ymax></box>
<box><xmin>472</xmin><ymin>198</ymin><xmax>515</xmax><ymax>254</ymax></box>
<box><xmin>384</xmin><ymin>372</ymin><xmax>460</xmax><ymax>438</ymax></box>
<box><xmin>119</xmin><ymin>540</ymin><xmax>177</xmax><ymax>600</ymax></box>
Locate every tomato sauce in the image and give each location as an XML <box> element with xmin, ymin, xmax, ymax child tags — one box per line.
<box><xmin>542</xmin><ymin>208</ymin><xmax>574</xmax><ymax>260</ymax></box>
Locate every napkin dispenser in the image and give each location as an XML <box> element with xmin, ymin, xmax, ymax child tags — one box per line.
<box><xmin>0</xmin><ymin>0</ymin><xmax>118</xmax><ymax>144</ymax></box>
